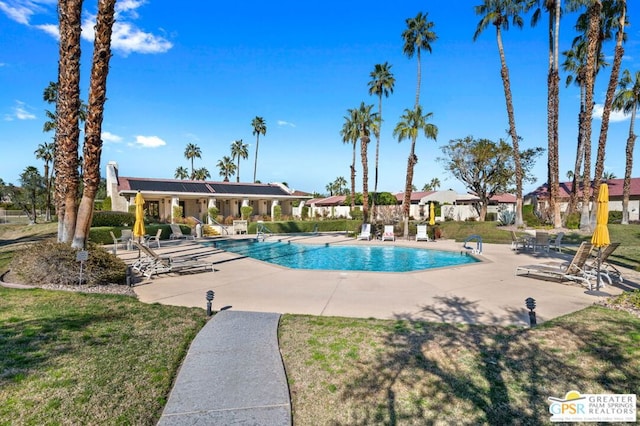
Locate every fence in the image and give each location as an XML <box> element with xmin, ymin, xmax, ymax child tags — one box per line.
<box><xmin>0</xmin><ymin>210</ymin><xmax>44</xmax><ymax>224</ymax></box>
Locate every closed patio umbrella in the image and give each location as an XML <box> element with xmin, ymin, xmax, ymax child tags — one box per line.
<box><xmin>133</xmin><ymin>191</ymin><xmax>146</xmax><ymax>243</ymax></box>
<box><xmin>590</xmin><ymin>183</ymin><xmax>610</xmax><ymax>290</ymax></box>
<box><xmin>429</xmin><ymin>202</ymin><xmax>435</xmax><ymax>226</ymax></box>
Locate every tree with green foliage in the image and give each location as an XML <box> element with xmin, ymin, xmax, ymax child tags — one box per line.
<box><xmin>393</xmin><ymin>105</ymin><xmax>437</xmax><ymax>238</ymax></box>
<box><xmin>184</xmin><ymin>143</ymin><xmax>202</xmax><ymax>179</ymax></box>
<box><xmin>230</xmin><ymin>139</ymin><xmax>249</xmax><ymax>182</ymax></box>
<box><xmin>175</xmin><ymin>166</ymin><xmax>189</xmax><ymax>180</ymax></box>
<box><xmin>18</xmin><ymin>166</ymin><xmax>45</xmax><ymax>223</ymax></box>
<box><xmin>217</xmin><ymin>156</ymin><xmax>236</xmax><ymax>182</ymax></box>
<box><xmin>192</xmin><ymin>167</ymin><xmax>211</xmax><ymax>181</ymax></box>
<box><xmin>422</xmin><ymin>177</ymin><xmax>441</xmax><ymax>191</ymax></box>
<box><xmin>353</xmin><ymin>102</ymin><xmax>378</xmax><ymax>222</ymax></box>
<box><xmin>34</xmin><ymin>141</ymin><xmax>54</xmax><ymax>221</ymax></box>
<box><xmin>251</xmin><ymin>116</ymin><xmax>267</xmax><ymax>182</ymax></box>
<box><xmin>402</xmin><ymin>12</ymin><xmax>437</xmax><ymax>108</ymax></box>
<box><xmin>340</xmin><ymin>108</ymin><xmax>359</xmax><ymax>211</ymax></box>
<box><xmin>439</xmin><ymin>136</ymin><xmax>543</xmax><ymax>221</ymax></box>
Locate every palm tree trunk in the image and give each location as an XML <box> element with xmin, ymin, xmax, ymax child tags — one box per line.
<box><xmin>402</xmin><ymin>140</ymin><xmax>417</xmax><ymax>239</ymax></box>
<box><xmin>496</xmin><ymin>26</ymin><xmax>523</xmax><ymax>227</ymax></box>
<box><xmin>73</xmin><ymin>0</ymin><xmax>116</xmax><ymax>249</ymax></box>
<box><xmin>593</xmin><ymin>2</ymin><xmax>625</xmax><ymax>201</ymax></box>
<box><xmin>548</xmin><ymin>2</ymin><xmax>561</xmax><ymax>228</ymax></box>
<box><xmin>579</xmin><ymin>1</ymin><xmax>602</xmax><ymax>232</ymax></box>
<box><xmin>372</xmin><ymin>94</ymin><xmax>382</xmax><ymax>222</ymax></box>
<box><xmin>253</xmin><ymin>135</ymin><xmax>260</xmax><ymax>182</ymax></box>
<box><xmin>44</xmin><ymin>163</ymin><xmax>51</xmax><ymax>222</ymax></box>
<box><xmin>350</xmin><ymin>143</ymin><xmax>356</xmax><ymax>211</ymax></box>
<box><xmin>622</xmin><ymin>107</ymin><xmax>636</xmax><ymax>225</ymax></box>
<box><xmin>415</xmin><ymin>49</ymin><xmax>421</xmax><ymax>108</ymax></box>
<box><xmin>56</xmin><ymin>0</ymin><xmax>84</xmax><ymax>243</ymax></box>
<box><xmin>360</xmin><ymin>133</ymin><xmax>369</xmax><ymax>222</ymax></box>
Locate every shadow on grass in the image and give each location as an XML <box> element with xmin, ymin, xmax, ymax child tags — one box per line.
<box><xmin>334</xmin><ymin>296</ymin><xmax>640</xmax><ymax>425</ymax></box>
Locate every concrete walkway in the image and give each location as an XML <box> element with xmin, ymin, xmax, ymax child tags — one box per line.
<box><xmin>157</xmin><ymin>310</ymin><xmax>291</xmax><ymax>425</ymax></box>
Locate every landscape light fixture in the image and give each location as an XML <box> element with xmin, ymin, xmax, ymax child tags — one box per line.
<box><xmin>525</xmin><ymin>297</ymin><xmax>537</xmax><ymax>327</ymax></box>
<box><xmin>206</xmin><ymin>290</ymin><xmax>215</xmax><ymax>316</ymax></box>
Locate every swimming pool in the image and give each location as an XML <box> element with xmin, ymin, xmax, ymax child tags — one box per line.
<box><xmin>207</xmin><ymin>239</ymin><xmax>479</xmax><ymax>272</ymax></box>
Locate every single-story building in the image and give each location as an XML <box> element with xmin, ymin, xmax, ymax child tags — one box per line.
<box><xmin>526</xmin><ymin>178</ymin><xmax>640</xmax><ymax>222</ymax></box>
<box><xmin>105</xmin><ymin>161</ymin><xmax>311</xmax><ymax>223</ymax></box>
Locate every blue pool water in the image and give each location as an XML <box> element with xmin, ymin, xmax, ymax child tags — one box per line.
<box><xmin>206</xmin><ymin>239</ymin><xmax>479</xmax><ymax>272</ymax></box>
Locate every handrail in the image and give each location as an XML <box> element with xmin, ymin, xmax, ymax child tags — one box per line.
<box><xmin>210</xmin><ymin>219</ymin><xmax>230</xmax><ymax>235</ymax></box>
<box><xmin>256</xmin><ymin>222</ymin><xmax>272</xmax><ymax>241</ymax></box>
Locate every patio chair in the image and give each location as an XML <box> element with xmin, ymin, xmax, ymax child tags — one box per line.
<box><xmin>110</xmin><ymin>230</ymin><xmax>132</xmax><ymax>252</ymax></box>
<box><xmin>145</xmin><ymin>228</ymin><xmax>162</xmax><ymax>248</ymax></box>
<box><xmin>549</xmin><ymin>232</ymin><xmax>565</xmax><ymax>252</ymax></box>
<box><xmin>357</xmin><ymin>223</ymin><xmax>371</xmax><ymax>241</ymax></box>
<box><xmin>533</xmin><ymin>231</ymin><xmax>550</xmax><ymax>252</ymax></box>
<box><xmin>132</xmin><ymin>242</ymin><xmax>213</xmax><ymax>278</ymax></box>
<box><xmin>381</xmin><ymin>225</ymin><xmax>396</xmax><ymax>241</ymax></box>
<box><xmin>416</xmin><ymin>225</ymin><xmax>430</xmax><ymax>242</ymax></box>
<box><xmin>585</xmin><ymin>242</ymin><xmax>623</xmax><ymax>284</ymax></box>
<box><xmin>510</xmin><ymin>230</ymin><xmax>528</xmax><ymax>251</ymax></box>
<box><xmin>516</xmin><ymin>242</ymin><xmax>595</xmax><ymax>290</ymax></box>
<box><xmin>170</xmin><ymin>223</ymin><xmax>195</xmax><ymax>240</ymax></box>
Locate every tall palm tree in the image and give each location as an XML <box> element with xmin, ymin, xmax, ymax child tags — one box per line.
<box><xmin>34</xmin><ymin>141</ymin><xmax>54</xmax><ymax>221</ymax></box>
<box><xmin>353</xmin><ymin>102</ymin><xmax>378</xmax><ymax>222</ymax></box>
<box><xmin>55</xmin><ymin>0</ymin><xmax>83</xmax><ymax>243</ymax></box>
<box><xmin>402</xmin><ymin>12</ymin><xmax>437</xmax><ymax>108</ymax></box>
<box><xmin>368</xmin><ymin>62</ymin><xmax>395</xmax><ymax>221</ymax></box>
<box><xmin>217</xmin><ymin>156</ymin><xmax>236</xmax><ymax>182</ymax></box>
<box><xmin>230</xmin><ymin>139</ymin><xmax>248</xmax><ymax>182</ymax></box>
<box><xmin>251</xmin><ymin>116</ymin><xmax>267</xmax><ymax>182</ymax></box>
<box><xmin>593</xmin><ymin>0</ymin><xmax>626</xmax><ymax>199</ymax></box>
<box><xmin>184</xmin><ymin>143</ymin><xmax>202</xmax><ymax>179</ymax></box>
<box><xmin>73</xmin><ymin>0</ymin><xmax>117</xmax><ymax>249</ymax></box>
<box><xmin>393</xmin><ymin>105</ymin><xmax>438</xmax><ymax>238</ymax></box>
<box><xmin>340</xmin><ymin>108</ymin><xmax>360</xmax><ymax>211</ymax></box>
<box><xmin>334</xmin><ymin>176</ymin><xmax>348</xmax><ymax>195</ymax></box>
<box><xmin>532</xmin><ymin>0</ymin><xmax>562</xmax><ymax>228</ymax></box>
<box><xmin>612</xmin><ymin>69</ymin><xmax>640</xmax><ymax>224</ymax></box>
<box><xmin>473</xmin><ymin>0</ymin><xmax>528</xmax><ymax>228</ymax></box>
<box><xmin>174</xmin><ymin>166</ymin><xmax>189</xmax><ymax>180</ymax></box>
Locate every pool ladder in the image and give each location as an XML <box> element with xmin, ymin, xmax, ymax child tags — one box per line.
<box><xmin>256</xmin><ymin>222</ymin><xmax>272</xmax><ymax>242</ymax></box>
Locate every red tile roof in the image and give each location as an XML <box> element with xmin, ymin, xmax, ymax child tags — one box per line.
<box><xmin>527</xmin><ymin>178</ymin><xmax>640</xmax><ymax>199</ymax></box>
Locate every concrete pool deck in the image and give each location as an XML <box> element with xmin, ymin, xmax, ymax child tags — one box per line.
<box><xmin>119</xmin><ymin>233</ymin><xmax>640</xmax><ymax>326</ymax></box>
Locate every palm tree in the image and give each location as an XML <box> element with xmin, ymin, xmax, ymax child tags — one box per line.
<box><xmin>251</xmin><ymin>116</ymin><xmax>267</xmax><ymax>182</ymax></box>
<box><xmin>593</xmin><ymin>0</ymin><xmax>626</xmax><ymax>201</ymax></box>
<box><xmin>217</xmin><ymin>156</ymin><xmax>236</xmax><ymax>182</ymax></box>
<box><xmin>532</xmin><ymin>0</ymin><xmax>562</xmax><ymax>228</ymax></box>
<box><xmin>612</xmin><ymin>68</ymin><xmax>640</xmax><ymax>224</ymax></box>
<box><xmin>192</xmin><ymin>167</ymin><xmax>211</xmax><ymax>181</ymax></box>
<box><xmin>340</xmin><ymin>108</ymin><xmax>360</xmax><ymax>211</ymax></box>
<box><xmin>73</xmin><ymin>0</ymin><xmax>117</xmax><ymax>249</ymax></box>
<box><xmin>55</xmin><ymin>0</ymin><xmax>83</xmax><ymax>243</ymax></box>
<box><xmin>174</xmin><ymin>166</ymin><xmax>189</xmax><ymax>180</ymax></box>
<box><xmin>184</xmin><ymin>143</ymin><xmax>202</xmax><ymax>179</ymax></box>
<box><xmin>334</xmin><ymin>176</ymin><xmax>348</xmax><ymax>195</ymax></box>
<box><xmin>393</xmin><ymin>105</ymin><xmax>438</xmax><ymax>238</ymax></box>
<box><xmin>34</xmin><ymin>141</ymin><xmax>54</xmax><ymax>221</ymax></box>
<box><xmin>423</xmin><ymin>177</ymin><xmax>441</xmax><ymax>191</ymax></box>
<box><xmin>402</xmin><ymin>12</ymin><xmax>437</xmax><ymax>108</ymax></box>
<box><xmin>353</xmin><ymin>102</ymin><xmax>379</xmax><ymax>222</ymax></box>
<box><xmin>473</xmin><ymin>0</ymin><xmax>528</xmax><ymax>228</ymax></box>
<box><xmin>230</xmin><ymin>139</ymin><xmax>248</xmax><ymax>182</ymax></box>
<box><xmin>368</xmin><ymin>62</ymin><xmax>395</xmax><ymax>220</ymax></box>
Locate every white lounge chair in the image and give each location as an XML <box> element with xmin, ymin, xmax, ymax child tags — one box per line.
<box><xmin>133</xmin><ymin>242</ymin><xmax>213</xmax><ymax>278</ymax></box>
<box><xmin>110</xmin><ymin>229</ymin><xmax>132</xmax><ymax>252</ymax></box>
<box><xmin>516</xmin><ymin>242</ymin><xmax>595</xmax><ymax>290</ymax></box>
<box><xmin>381</xmin><ymin>225</ymin><xmax>395</xmax><ymax>241</ymax></box>
<box><xmin>416</xmin><ymin>225</ymin><xmax>430</xmax><ymax>242</ymax></box>
<box><xmin>357</xmin><ymin>223</ymin><xmax>371</xmax><ymax>240</ymax></box>
<box><xmin>145</xmin><ymin>228</ymin><xmax>162</xmax><ymax>248</ymax></box>
<box><xmin>549</xmin><ymin>232</ymin><xmax>565</xmax><ymax>252</ymax></box>
<box><xmin>170</xmin><ymin>223</ymin><xmax>195</xmax><ymax>240</ymax></box>
<box><xmin>585</xmin><ymin>242</ymin><xmax>623</xmax><ymax>284</ymax></box>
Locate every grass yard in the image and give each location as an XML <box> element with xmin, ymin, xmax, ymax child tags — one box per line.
<box><xmin>280</xmin><ymin>307</ymin><xmax>640</xmax><ymax>424</ymax></box>
<box><xmin>0</xmin><ymin>288</ymin><xmax>205</xmax><ymax>425</ymax></box>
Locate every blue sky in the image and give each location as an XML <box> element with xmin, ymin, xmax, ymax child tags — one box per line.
<box><xmin>1</xmin><ymin>0</ymin><xmax>639</xmax><ymax>195</ymax></box>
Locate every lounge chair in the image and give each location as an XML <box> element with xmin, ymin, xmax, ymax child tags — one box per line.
<box><xmin>132</xmin><ymin>242</ymin><xmax>213</xmax><ymax>278</ymax></box>
<box><xmin>516</xmin><ymin>242</ymin><xmax>595</xmax><ymax>290</ymax></box>
<box><xmin>170</xmin><ymin>223</ymin><xmax>195</xmax><ymax>240</ymax></box>
<box><xmin>357</xmin><ymin>223</ymin><xmax>371</xmax><ymax>241</ymax></box>
<box><xmin>585</xmin><ymin>242</ymin><xmax>623</xmax><ymax>284</ymax></box>
<box><xmin>549</xmin><ymin>232</ymin><xmax>565</xmax><ymax>252</ymax></box>
<box><xmin>110</xmin><ymin>229</ymin><xmax>132</xmax><ymax>252</ymax></box>
<box><xmin>510</xmin><ymin>231</ymin><xmax>528</xmax><ymax>250</ymax></box>
<box><xmin>381</xmin><ymin>225</ymin><xmax>395</xmax><ymax>241</ymax></box>
<box><xmin>416</xmin><ymin>225</ymin><xmax>430</xmax><ymax>242</ymax></box>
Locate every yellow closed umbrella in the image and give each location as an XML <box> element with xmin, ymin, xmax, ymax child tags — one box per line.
<box><xmin>590</xmin><ymin>183</ymin><xmax>610</xmax><ymax>290</ymax></box>
<box><xmin>429</xmin><ymin>202</ymin><xmax>435</xmax><ymax>226</ymax></box>
<box><xmin>133</xmin><ymin>191</ymin><xmax>146</xmax><ymax>243</ymax></box>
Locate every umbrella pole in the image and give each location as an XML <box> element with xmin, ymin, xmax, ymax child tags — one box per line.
<box><xmin>596</xmin><ymin>247</ymin><xmax>602</xmax><ymax>291</ymax></box>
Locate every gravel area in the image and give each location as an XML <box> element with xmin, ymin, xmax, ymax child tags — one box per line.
<box><xmin>0</xmin><ymin>271</ymin><xmax>137</xmax><ymax>297</ymax></box>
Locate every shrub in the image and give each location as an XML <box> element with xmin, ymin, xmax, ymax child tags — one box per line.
<box><xmin>92</xmin><ymin>211</ymin><xmax>136</xmax><ymax>227</ymax></box>
<box><xmin>9</xmin><ymin>240</ymin><xmax>127</xmax><ymax>286</ymax></box>
<box><xmin>102</xmin><ymin>196</ymin><xmax>112</xmax><ymax>211</ymax></box>
<box><xmin>241</xmin><ymin>206</ymin><xmax>253</xmax><ymax>220</ymax></box>
<box><xmin>564</xmin><ymin>212</ymin><xmax>580</xmax><ymax>230</ymax></box>
<box><xmin>350</xmin><ymin>208</ymin><xmax>363</xmax><ymax>221</ymax></box>
<box><xmin>609</xmin><ymin>210</ymin><xmax>622</xmax><ymax>224</ymax></box>
<box><xmin>301</xmin><ymin>206</ymin><xmax>309</xmax><ymax>220</ymax></box>
<box><xmin>224</xmin><ymin>215</ymin><xmax>234</xmax><ymax>225</ymax></box>
<box><xmin>273</xmin><ymin>205</ymin><xmax>282</xmax><ymax>221</ymax></box>
<box><xmin>498</xmin><ymin>210</ymin><xmax>515</xmax><ymax>226</ymax></box>
<box><xmin>523</xmin><ymin>204</ymin><xmax>541</xmax><ymax>227</ymax></box>
<box><xmin>172</xmin><ymin>205</ymin><xmax>183</xmax><ymax>222</ymax></box>
<box><xmin>208</xmin><ymin>206</ymin><xmax>219</xmax><ymax>220</ymax></box>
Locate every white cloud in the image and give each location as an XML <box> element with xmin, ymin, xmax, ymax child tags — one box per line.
<box><xmin>132</xmin><ymin>135</ymin><xmax>166</xmax><ymax>148</ymax></box>
<box><xmin>277</xmin><ymin>120</ymin><xmax>296</xmax><ymax>128</ymax></box>
<box><xmin>35</xmin><ymin>23</ymin><xmax>58</xmax><ymax>38</ymax></box>
<box><xmin>0</xmin><ymin>1</ymin><xmax>34</xmax><ymax>24</ymax></box>
<box><xmin>593</xmin><ymin>104</ymin><xmax>628</xmax><ymax>122</ymax></box>
<box><xmin>4</xmin><ymin>100</ymin><xmax>36</xmax><ymax>121</ymax></box>
<box><xmin>102</xmin><ymin>131</ymin><xmax>122</xmax><ymax>143</ymax></box>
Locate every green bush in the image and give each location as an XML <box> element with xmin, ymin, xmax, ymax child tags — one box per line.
<box><xmin>208</xmin><ymin>206</ymin><xmax>219</xmax><ymax>219</ymax></box>
<box><xmin>301</xmin><ymin>205</ymin><xmax>309</xmax><ymax>220</ymax></box>
<box><xmin>92</xmin><ymin>210</ymin><xmax>136</xmax><ymax>227</ymax></box>
<box><xmin>241</xmin><ymin>206</ymin><xmax>253</xmax><ymax>220</ymax></box>
<box><xmin>9</xmin><ymin>240</ymin><xmax>127</xmax><ymax>286</ymax></box>
<box><xmin>609</xmin><ymin>210</ymin><xmax>622</xmax><ymax>224</ymax></box>
<box><xmin>273</xmin><ymin>205</ymin><xmax>282</xmax><ymax>221</ymax></box>
<box><xmin>102</xmin><ymin>196</ymin><xmax>112</xmax><ymax>211</ymax></box>
<box><xmin>523</xmin><ymin>204</ymin><xmax>541</xmax><ymax>227</ymax></box>
<box><xmin>350</xmin><ymin>208</ymin><xmax>363</xmax><ymax>221</ymax></box>
<box><xmin>564</xmin><ymin>212</ymin><xmax>581</xmax><ymax>230</ymax></box>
